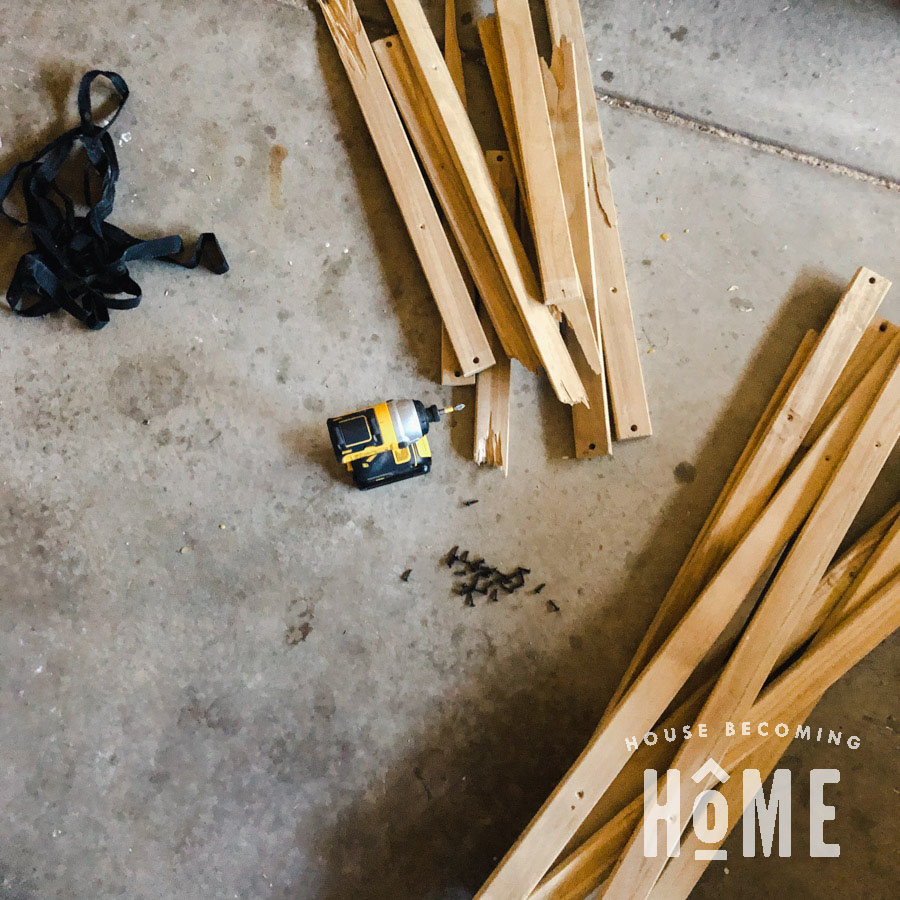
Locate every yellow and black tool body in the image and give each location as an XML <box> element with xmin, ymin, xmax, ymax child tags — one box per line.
<box><xmin>327</xmin><ymin>399</ymin><xmax>463</xmax><ymax>490</ymax></box>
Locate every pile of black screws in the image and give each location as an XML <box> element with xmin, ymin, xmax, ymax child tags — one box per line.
<box><xmin>442</xmin><ymin>546</ymin><xmax>559</xmax><ymax>611</ymax></box>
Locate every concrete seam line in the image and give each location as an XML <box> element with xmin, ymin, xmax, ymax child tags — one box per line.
<box><xmin>596</xmin><ymin>88</ymin><xmax>900</xmax><ymax>193</ymax></box>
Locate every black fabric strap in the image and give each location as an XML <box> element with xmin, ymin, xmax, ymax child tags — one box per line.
<box><xmin>0</xmin><ymin>70</ymin><xmax>228</xmax><ymax>330</ymax></box>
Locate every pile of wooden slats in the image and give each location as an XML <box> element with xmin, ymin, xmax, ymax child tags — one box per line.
<box><xmin>473</xmin><ymin>266</ymin><xmax>900</xmax><ymax>898</ymax></box>
<box><xmin>318</xmin><ymin>0</ymin><xmax>651</xmax><ymax>474</ymax></box>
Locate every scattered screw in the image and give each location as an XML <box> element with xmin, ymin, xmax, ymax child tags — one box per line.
<box><xmin>547</xmin><ymin>600</ymin><xmax>560</xmax><ymax>612</ymax></box>
<box><xmin>462</xmin><ymin>499</ymin><xmax>479</xmax><ymax>507</ymax></box>
<box><xmin>400</xmin><ymin>568</ymin><xmax>412</xmax><ymax>582</ymax></box>
<box><xmin>441</xmin><ymin>547</ymin><xmax>542</xmax><ymax>608</ymax></box>
<box><xmin>507</xmin><ymin>572</ymin><xmax>525</xmax><ymax>591</ymax></box>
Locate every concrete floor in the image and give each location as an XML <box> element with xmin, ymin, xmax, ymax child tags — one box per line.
<box><xmin>0</xmin><ymin>1</ymin><xmax>897</xmax><ymax>898</ymax></box>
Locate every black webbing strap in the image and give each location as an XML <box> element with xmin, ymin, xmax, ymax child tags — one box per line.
<box><xmin>0</xmin><ymin>70</ymin><xmax>228</xmax><ymax>330</ymax></box>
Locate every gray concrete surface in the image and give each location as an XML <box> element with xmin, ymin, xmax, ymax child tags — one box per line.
<box><xmin>0</xmin><ymin>1</ymin><xmax>897</xmax><ymax>898</ymax></box>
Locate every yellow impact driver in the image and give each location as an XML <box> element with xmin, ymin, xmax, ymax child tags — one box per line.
<box><xmin>327</xmin><ymin>399</ymin><xmax>464</xmax><ymax>490</ymax></box>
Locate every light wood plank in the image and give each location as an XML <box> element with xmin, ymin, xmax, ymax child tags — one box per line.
<box><xmin>787</xmin><ymin>500</ymin><xmax>900</xmax><ymax>645</ymax></box>
<box><xmin>539</xmin><ymin>505</ymin><xmax>900</xmax><ymax>900</ymax></box>
<box><xmin>385</xmin><ymin>0</ymin><xmax>588</xmax><ymax>405</ymax></box>
<box><xmin>439</xmin><ymin>0</ymin><xmax>476</xmax><ymax>385</ymax></box>
<box><xmin>541</xmin><ymin>39</ymin><xmax>611</xmax><ymax>454</ymax></box>
<box><xmin>553</xmin><ymin>499</ymin><xmax>898</xmax><ymax>877</ymax></box>
<box><xmin>537</xmin><ymin>566</ymin><xmax>900</xmax><ymax>900</ymax></box>
<box><xmin>495</xmin><ymin>0</ymin><xmax>585</xmax><ymax>313</ymax></box>
<box><xmin>531</xmin><ymin>797</ymin><xmax>641</xmax><ymax>900</ymax></box>
<box><xmin>604</xmin><ymin>346</ymin><xmax>900</xmax><ymax>899</ymax></box>
<box><xmin>603</xmin><ymin>269</ymin><xmax>891</xmax><ymax>718</ymax></box>
<box><xmin>802</xmin><ymin>316</ymin><xmax>899</xmax><ymax>449</ymax></box>
<box><xmin>474</xmin><ymin>151</ymin><xmax>516</xmax><ymax>473</ymax></box>
<box><xmin>478</xmin><ymin>16</ymin><xmax>525</xmax><ymax>198</ymax></box>
<box><xmin>441</xmin><ymin>334</ymin><xmax>477</xmax><ymax>384</ymax></box>
<box><xmin>568</xmin><ymin>325</ymin><xmax>612</xmax><ymax>456</ymax></box>
<box><xmin>544</xmin><ymin>41</ymin><xmax>598</xmax><ymax>338</ymax></box>
<box><xmin>443</xmin><ymin>0</ymin><xmax>465</xmax><ymax>105</ymax></box>
<box><xmin>373</xmin><ymin>35</ymin><xmax>540</xmax><ymax>371</ymax></box>
<box><xmin>544</xmin><ymin>0</ymin><xmax>651</xmax><ymax>437</ymax></box>
<box><xmin>319</xmin><ymin>0</ymin><xmax>492</xmax><ymax>378</ymax></box>
<box><xmin>475</xmin><ymin>339</ymin><xmax>893</xmax><ymax>898</ymax></box>
<box><xmin>598</xmin><ymin>328</ymin><xmax>818</xmax><ymax>721</ymax></box>
<box><xmin>652</xmin><ymin>557</ymin><xmax>900</xmax><ymax>900</ymax></box>
<box><xmin>539</xmin><ymin>42</ymin><xmax>604</xmax><ymax>377</ymax></box>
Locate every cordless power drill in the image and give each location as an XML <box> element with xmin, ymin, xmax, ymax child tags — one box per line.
<box><xmin>327</xmin><ymin>399</ymin><xmax>464</xmax><ymax>490</ymax></box>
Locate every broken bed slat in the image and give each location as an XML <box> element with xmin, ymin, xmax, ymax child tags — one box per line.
<box><xmin>544</xmin><ymin>0</ymin><xmax>651</xmax><ymax>439</ymax></box>
<box><xmin>474</xmin><ymin>150</ymin><xmax>516</xmax><ymax>474</ymax></box>
<box><xmin>372</xmin><ymin>35</ymin><xmax>540</xmax><ymax>372</ymax></box>
<box><xmin>475</xmin><ymin>320</ymin><xmax>895</xmax><ymax>898</ymax></box>
<box><xmin>541</xmin><ymin>39</ymin><xmax>612</xmax><ymax>456</ymax></box>
<box><xmin>603</xmin><ymin>342</ymin><xmax>900</xmax><ymax>898</ymax></box>
<box><xmin>480</xmin><ymin>13</ymin><xmax>603</xmax><ymax>381</ymax></box>
<box><xmin>318</xmin><ymin>0</ymin><xmax>493</xmax><ymax>378</ymax></box>
<box><xmin>384</xmin><ymin>0</ymin><xmax>588</xmax><ymax>406</ymax></box>
<box><xmin>539</xmin><ymin>38</ymin><xmax>606</xmax><ymax>384</ymax></box>
<box><xmin>494</xmin><ymin>0</ymin><xmax>588</xmax><ymax>315</ymax></box>
<box><xmin>440</xmin><ymin>0</ymin><xmax>477</xmax><ymax>386</ymax></box>
<box><xmin>602</xmin><ymin>267</ymin><xmax>891</xmax><ymax>717</ymax></box>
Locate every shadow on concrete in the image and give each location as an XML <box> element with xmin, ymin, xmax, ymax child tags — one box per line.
<box><xmin>301</xmin><ymin>268</ymin><xmax>898</xmax><ymax>899</ymax></box>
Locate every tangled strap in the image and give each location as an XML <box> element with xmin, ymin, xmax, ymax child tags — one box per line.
<box><xmin>0</xmin><ymin>70</ymin><xmax>228</xmax><ymax>330</ymax></box>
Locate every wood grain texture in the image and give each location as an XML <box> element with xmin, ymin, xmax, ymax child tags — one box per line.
<box><xmin>443</xmin><ymin>0</ymin><xmax>465</xmax><ymax>105</ymax></box>
<box><xmin>539</xmin><ymin>42</ymin><xmax>604</xmax><ymax>375</ymax></box>
<box><xmin>385</xmin><ymin>0</ymin><xmax>588</xmax><ymax>404</ymax></box>
<box><xmin>544</xmin><ymin>0</ymin><xmax>651</xmax><ymax>438</ymax></box>
<box><xmin>495</xmin><ymin>0</ymin><xmax>585</xmax><ymax>312</ymax></box>
<box><xmin>651</xmin><ymin>554</ymin><xmax>900</xmax><ymax>900</ymax></box>
<box><xmin>597</xmin><ymin>328</ymin><xmax>818</xmax><ymax>723</ymax></box>
<box><xmin>604</xmin><ymin>345</ymin><xmax>900</xmax><ymax>899</ymax></box>
<box><xmin>476</xmin><ymin>332</ymin><xmax>893</xmax><ymax>898</ymax></box>
<box><xmin>478</xmin><ymin>16</ymin><xmax>525</xmax><ymax>209</ymax></box>
<box><xmin>541</xmin><ymin>40</ymin><xmax>612</xmax><ymax>454</ymax></box>
<box><xmin>544</xmin><ymin>41</ymin><xmax>598</xmax><ymax>332</ymax></box>
<box><xmin>439</xmin><ymin>0</ymin><xmax>476</xmax><ymax>385</ymax></box>
<box><xmin>534</xmin><ymin>570</ymin><xmax>900</xmax><ymax>900</ymax></box>
<box><xmin>603</xmin><ymin>268</ymin><xmax>890</xmax><ymax>718</ymax></box>
<box><xmin>535</xmin><ymin>503</ymin><xmax>900</xmax><ymax>900</ymax></box>
<box><xmin>319</xmin><ymin>0</ymin><xmax>492</xmax><ymax>377</ymax></box>
<box><xmin>567</xmin><ymin>324</ymin><xmax>612</xmax><ymax>456</ymax></box>
<box><xmin>474</xmin><ymin>151</ymin><xmax>516</xmax><ymax>473</ymax></box>
<box><xmin>373</xmin><ymin>35</ymin><xmax>540</xmax><ymax>371</ymax></box>
<box><xmin>802</xmin><ymin>316</ymin><xmax>899</xmax><ymax>449</ymax></box>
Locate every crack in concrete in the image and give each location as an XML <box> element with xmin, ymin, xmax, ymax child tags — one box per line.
<box><xmin>595</xmin><ymin>88</ymin><xmax>899</xmax><ymax>193</ymax></box>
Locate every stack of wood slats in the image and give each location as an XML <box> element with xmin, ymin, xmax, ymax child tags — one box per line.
<box><xmin>319</xmin><ymin>0</ymin><xmax>651</xmax><ymax>474</ymax></box>
<box><xmin>472</xmin><ymin>266</ymin><xmax>899</xmax><ymax>898</ymax></box>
